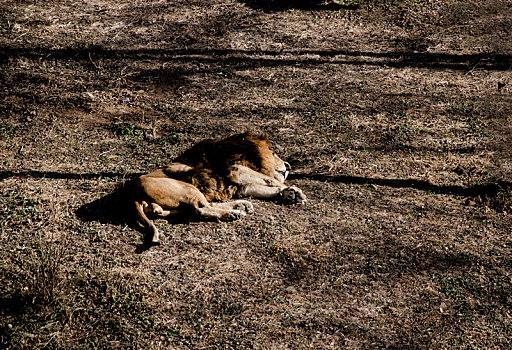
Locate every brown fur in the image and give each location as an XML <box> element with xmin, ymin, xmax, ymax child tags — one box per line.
<box><xmin>129</xmin><ymin>132</ymin><xmax>306</xmax><ymax>245</ymax></box>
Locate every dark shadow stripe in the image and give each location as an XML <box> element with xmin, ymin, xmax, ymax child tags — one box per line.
<box><xmin>1</xmin><ymin>47</ymin><xmax>510</xmax><ymax>71</ymax></box>
<box><xmin>289</xmin><ymin>173</ymin><xmax>511</xmax><ymax>197</ymax></box>
<box><xmin>0</xmin><ymin>170</ymin><xmax>141</xmax><ymax>181</ymax></box>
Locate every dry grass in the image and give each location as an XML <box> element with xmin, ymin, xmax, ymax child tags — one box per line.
<box><xmin>1</xmin><ymin>0</ymin><xmax>511</xmax><ymax>348</ymax></box>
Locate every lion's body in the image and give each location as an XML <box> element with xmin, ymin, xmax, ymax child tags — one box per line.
<box><xmin>129</xmin><ymin>132</ymin><xmax>306</xmax><ymax>244</ymax></box>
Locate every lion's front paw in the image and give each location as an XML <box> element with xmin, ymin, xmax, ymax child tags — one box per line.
<box><xmin>234</xmin><ymin>200</ymin><xmax>255</xmax><ymax>214</ymax></box>
<box><xmin>278</xmin><ymin>186</ymin><xmax>307</xmax><ymax>205</ymax></box>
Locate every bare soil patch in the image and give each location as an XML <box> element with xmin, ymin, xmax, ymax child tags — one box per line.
<box><xmin>1</xmin><ymin>0</ymin><xmax>511</xmax><ymax>348</ymax></box>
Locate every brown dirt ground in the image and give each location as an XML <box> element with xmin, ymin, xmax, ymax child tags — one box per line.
<box><xmin>1</xmin><ymin>0</ymin><xmax>512</xmax><ymax>348</ymax></box>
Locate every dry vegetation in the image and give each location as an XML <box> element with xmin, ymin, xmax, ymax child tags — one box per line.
<box><xmin>1</xmin><ymin>0</ymin><xmax>512</xmax><ymax>348</ymax></box>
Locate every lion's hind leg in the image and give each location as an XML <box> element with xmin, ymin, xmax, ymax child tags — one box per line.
<box><xmin>148</xmin><ymin>202</ymin><xmax>180</xmax><ymax>217</ymax></box>
<box><xmin>196</xmin><ymin>206</ymin><xmax>246</xmax><ymax>221</ymax></box>
<box><xmin>147</xmin><ymin>199</ymin><xmax>250</xmax><ymax>222</ymax></box>
<box><xmin>134</xmin><ymin>176</ymin><xmax>252</xmax><ymax>245</ymax></box>
<box><xmin>210</xmin><ymin>200</ymin><xmax>255</xmax><ymax>215</ymax></box>
<box><xmin>134</xmin><ymin>200</ymin><xmax>161</xmax><ymax>245</ymax></box>
<box><xmin>196</xmin><ymin>198</ymin><xmax>255</xmax><ymax>221</ymax></box>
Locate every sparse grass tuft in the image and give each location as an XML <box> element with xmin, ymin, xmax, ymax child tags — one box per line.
<box><xmin>0</xmin><ymin>123</ymin><xmax>16</xmax><ymax>139</ymax></box>
<box><xmin>67</xmin><ymin>273</ymin><xmax>161</xmax><ymax>348</ymax></box>
<box><xmin>0</xmin><ymin>191</ymin><xmax>42</xmax><ymax>230</ymax></box>
<box><xmin>490</xmin><ymin>186</ymin><xmax>512</xmax><ymax>213</ymax></box>
<box><xmin>0</xmin><ymin>8</ymin><xmax>17</xmax><ymax>37</ymax></box>
<box><xmin>112</xmin><ymin>122</ymin><xmax>145</xmax><ymax>139</ymax></box>
<box><xmin>267</xmin><ymin>244</ymin><xmax>309</xmax><ymax>280</ymax></box>
<box><xmin>29</xmin><ymin>239</ymin><xmax>65</xmax><ymax>305</ymax></box>
<box><xmin>436</xmin><ymin>273</ymin><xmax>474</xmax><ymax>301</ymax></box>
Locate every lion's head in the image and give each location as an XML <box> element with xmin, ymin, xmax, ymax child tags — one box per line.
<box><xmin>239</xmin><ymin>132</ymin><xmax>291</xmax><ymax>183</ymax></box>
<box><xmin>270</xmin><ymin>153</ymin><xmax>290</xmax><ymax>183</ymax></box>
<box><xmin>174</xmin><ymin>131</ymin><xmax>291</xmax><ymax>183</ymax></box>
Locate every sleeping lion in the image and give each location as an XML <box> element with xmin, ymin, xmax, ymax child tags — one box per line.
<box><xmin>130</xmin><ymin>132</ymin><xmax>306</xmax><ymax>244</ymax></box>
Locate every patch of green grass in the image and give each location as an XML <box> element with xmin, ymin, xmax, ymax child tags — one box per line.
<box><xmin>464</xmin><ymin>115</ymin><xmax>485</xmax><ymax>136</ymax></box>
<box><xmin>447</xmin><ymin>100</ymin><xmax>477</xmax><ymax>117</ymax></box>
<box><xmin>468</xmin><ymin>173</ymin><xmax>499</xmax><ymax>187</ymax></box>
<box><xmin>436</xmin><ymin>274</ymin><xmax>475</xmax><ymax>301</ymax></box>
<box><xmin>0</xmin><ymin>190</ymin><xmax>42</xmax><ymax>229</ymax></box>
<box><xmin>112</xmin><ymin>122</ymin><xmax>144</xmax><ymax>139</ymax></box>
<box><xmin>436</xmin><ymin>273</ymin><xmax>482</xmax><ymax>326</ymax></box>
<box><xmin>158</xmin><ymin>132</ymin><xmax>185</xmax><ymax>146</ymax></box>
<box><xmin>97</xmin><ymin>154</ymin><xmax>111</xmax><ymax>165</ymax></box>
<box><xmin>0</xmin><ymin>123</ymin><xmax>16</xmax><ymax>139</ymax></box>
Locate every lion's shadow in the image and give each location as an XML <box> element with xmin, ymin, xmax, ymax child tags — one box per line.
<box><xmin>75</xmin><ymin>184</ymin><xmax>131</xmax><ymax>229</ymax></box>
<box><xmin>75</xmin><ymin>182</ymin><xmax>197</xmax><ymax>253</ymax></box>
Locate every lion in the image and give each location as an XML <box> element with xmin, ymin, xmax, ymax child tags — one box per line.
<box><xmin>129</xmin><ymin>132</ymin><xmax>306</xmax><ymax>244</ymax></box>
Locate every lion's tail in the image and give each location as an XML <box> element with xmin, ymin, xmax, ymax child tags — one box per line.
<box><xmin>134</xmin><ymin>201</ymin><xmax>160</xmax><ymax>244</ymax></box>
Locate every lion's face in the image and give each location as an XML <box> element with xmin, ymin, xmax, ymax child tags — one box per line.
<box><xmin>253</xmin><ymin>137</ymin><xmax>291</xmax><ymax>184</ymax></box>
<box><xmin>272</xmin><ymin>153</ymin><xmax>290</xmax><ymax>183</ymax></box>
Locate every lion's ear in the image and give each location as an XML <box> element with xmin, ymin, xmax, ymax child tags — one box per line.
<box><xmin>245</xmin><ymin>131</ymin><xmax>268</xmax><ymax>141</ymax></box>
<box><xmin>257</xmin><ymin>133</ymin><xmax>269</xmax><ymax>141</ymax></box>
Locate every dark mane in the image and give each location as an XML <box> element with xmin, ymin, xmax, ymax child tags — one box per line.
<box><xmin>169</xmin><ymin>132</ymin><xmax>274</xmax><ymax>202</ymax></box>
<box><xmin>174</xmin><ymin>132</ymin><xmax>270</xmax><ymax>176</ymax></box>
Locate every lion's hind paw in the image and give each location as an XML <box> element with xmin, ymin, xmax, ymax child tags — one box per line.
<box><xmin>234</xmin><ymin>200</ymin><xmax>255</xmax><ymax>214</ymax></box>
<box><xmin>223</xmin><ymin>209</ymin><xmax>247</xmax><ymax>222</ymax></box>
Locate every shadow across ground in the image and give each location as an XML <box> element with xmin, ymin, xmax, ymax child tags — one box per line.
<box><xmin>290</xmin><ymin>173</ymin><xmax>512</xmax><ymax>198</ymax></box>
<box><xmin>2</xmin><ymin>47</ymin><xmax>511</xmax><ymax>72</ymax></box>
<box><xmin>0</xmin><ymin>170</ymin><xmax>139</xmax><ymax>181</ymax></box>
